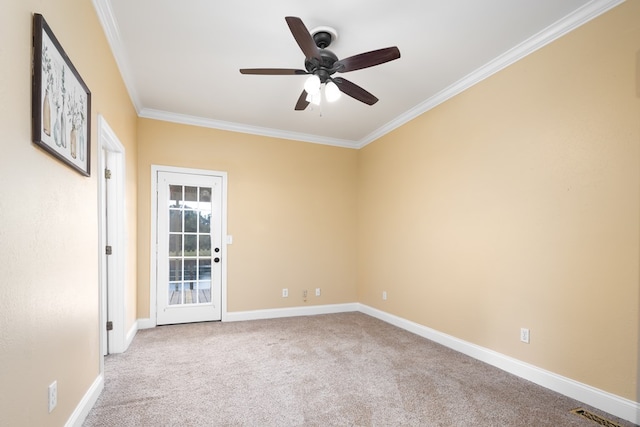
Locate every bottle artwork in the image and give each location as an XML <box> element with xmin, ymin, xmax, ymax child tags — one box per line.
<box><xmin>43</xmin><ymin>90</ymin><xmax>51</xmax><ymax>136</ymax></box>
<box><xmin>70</xmin><ymin>127</ymin><xmax>77</xmax><ymax>159</ymax></box>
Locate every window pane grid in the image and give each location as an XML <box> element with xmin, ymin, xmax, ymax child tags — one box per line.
<box><xmin>167</xmin><ymin>185</ymin><xmax>213</xmax><ymax>306</ymax></box>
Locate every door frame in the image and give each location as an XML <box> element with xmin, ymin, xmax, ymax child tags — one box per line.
<box><xmin>97</xmin><ymin>115</ymin><xmax>127</xmax><ymax>358</ymax></box>
<box><xmin>150</xmin><ymin>165</ymin><xmax>229</xmax><ymax>326</ymax></box>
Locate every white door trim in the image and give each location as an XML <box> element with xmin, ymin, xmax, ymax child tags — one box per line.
<box><xmin>97</xmin><ymin>115</ymin><xmax>127</xmax><ymax>357</ymax></box>
<box><xmin>150</xmin><ymin>165</ymin><xmax>228</xmax><ymax>326</ymax></box>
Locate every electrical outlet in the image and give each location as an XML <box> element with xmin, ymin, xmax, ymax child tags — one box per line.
<box><xmin>282</xmin><ymin>288</ymin><xmax>288</xmax><ymax>298</ymax></box>
<box><xmin>382</xmin><ymin>291</ymin><xmax>387</xmax><ymax>300</ymax></box>
<box><xmin>48</xmin><ymin>381</ymin><xmax>57</xmax><ymax>413</ymax></box>
<box><xmin>303</xmin><ymin>290</ymin><xmax>307</xmax><ymax>298</ymax></box>
<box><xmin>520</xmin><ymin>328</ymin><xmax>530</xmax><ymax>344</ymax></box>
<box><xmin>315</xmin><ymin>288</ymin><xmax>321</xmax><ymax>297</ymax></box>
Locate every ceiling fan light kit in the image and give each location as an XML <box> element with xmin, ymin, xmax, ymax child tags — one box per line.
<box><xmin>239</xmin><ymin>16</ymin><xmax>400</xmax><ymax>111</ymax></box>
<box><xmin>325</xmin><ymin>80</ymin><xmax>341</xmax><ymax>102</ymax></box>
<box><xmin>304</xmin><ymin>74</ymin><xmax>321</xmax><ymax>95</ymax></box>
<box><xmin>306</xmin><ymin>91</ymin><xmax>321</xmax><ymax>106</ymax></box>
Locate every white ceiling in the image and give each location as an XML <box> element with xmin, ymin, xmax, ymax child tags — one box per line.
<box><xmin>94</xmin><ymin>0</ymin><xmax>622</xmax><ymax>148</ymax></box>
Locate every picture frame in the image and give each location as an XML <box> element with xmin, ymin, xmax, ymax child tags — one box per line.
<box><xmin>32</xmin><ymin>13</ymin><xmax>91</xmax><ymax>177</ymax></box>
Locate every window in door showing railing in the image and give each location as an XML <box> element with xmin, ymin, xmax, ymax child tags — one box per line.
<box><xmin>168</xmin><ymin>185</ymin><xmax>212</xmax><ymax>305</ymax></box>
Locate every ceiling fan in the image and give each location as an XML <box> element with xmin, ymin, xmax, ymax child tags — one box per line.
<box><xmin>239</xmin><ymin>16</ymin><xmax>401</xmax><ymax>110</ymax></box>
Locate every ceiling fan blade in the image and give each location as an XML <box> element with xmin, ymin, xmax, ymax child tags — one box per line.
<box><xmin>285</xmin><ymin>16</ymin><xmax>321</xmax><ymax>61</ymax></box>
<box><xmin>334</xmin><ymin>47</ymin><xmax>400</xmax><ymax>73</ymax></box>
<box><xmin>295</xmin><ymin>90</ymin><xmax>310</xmax><ymax>110</ymax></box>
<box><xmin>240</xmin><ymin>68</ymin><xmax>307</xmax><ymax>75</ymax></box>
<box><xmin>332</xmin><ymin>77</ymin><xmax>378</xmax><ymax>105</ymax></box>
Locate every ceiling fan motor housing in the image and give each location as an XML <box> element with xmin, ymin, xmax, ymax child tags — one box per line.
<box><xmin>305</xmin><ymin>49</ymin><xmax>338</xmax><ymax>82</ymax></box>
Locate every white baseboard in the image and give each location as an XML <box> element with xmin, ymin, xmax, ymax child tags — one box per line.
<box><xmin>137</xmin><ymin>317</ymin><xmax>155</xmax><ymax>329</ymax></box>
<box><xmin>124</xmin><ymin>321</ymin><xmax>138</xmax><ymax>351</ymax></box>
<box><xmin>357</xmin><ymin>304</ymin><xmax>640</xmax><ymax>425</ymax></box>
<box><xmin>135</xmin><ymin>304</ymin><xmax>358</xmax><ymax>326</ymax></box>
<box><xmin>224</xmin><ymin>302</ymin><xmax>359</xmax><ymax>322</ymax></box>
<box><xmin>65</xmin><ymin>374</ymin><xmax>104</xmax><ymax>427</ymax></box>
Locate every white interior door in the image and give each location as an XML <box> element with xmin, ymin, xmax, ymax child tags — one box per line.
<box><xmin>98</xmin><ymin>115</ymin><xmax>127</xmax><ymax>355</ymax></box>
<box><xmin>103</xmin><ymin>151</ymin><xmax>113</xmax><ymax>353</ymax></box>
<box><xmin>100</xmin><ymin>148</ymin><xmax>111</xmax><ymax>355</ymax></box>
<box><xmin>156</xmin><ymin>171</ymin><xmax>223</xmax><ymax>325</ymax></box>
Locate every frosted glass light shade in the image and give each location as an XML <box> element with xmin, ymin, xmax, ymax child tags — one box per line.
<box><xmin>325</xmin><ymin>81</ymin><xmax>341</xmax><ymax>102</ymax></box>
<box><xmin>305</xmin><ymin>92</ymin><xmax>321</xmax><ymax>106</ymax></box>
<box><xmin>304</xmin><ymin>75</ymin><xmax>321</xmax><ymax>95</ymax></box>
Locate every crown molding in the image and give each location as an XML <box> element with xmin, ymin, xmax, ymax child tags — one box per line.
<box><xmin>354</xmin><ymin>0</ymin><xmax>625</xmax><ymax>149</ymax></box>
<box><xmin>139</xmin><ymin>108</ymin><xmax>359</xmax><ymax>149</ymax></box>
<box><xmin>92</xmin><ymin>0</ymin><xmax>142</xmax><ymax>113</ymax></box>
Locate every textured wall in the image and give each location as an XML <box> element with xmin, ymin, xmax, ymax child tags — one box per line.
<box><xmin>0</xmin><ymin>0</ymin><xmax>138</xmax><ymax>425</ymax></box>
<box><xmin>357</xmin><ymin>1</ymin><xmax>639</xmax><ymax>401</ymax></box>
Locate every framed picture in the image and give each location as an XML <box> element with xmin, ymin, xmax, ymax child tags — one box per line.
<box><xmin>32</xmin><ymin>13</ymin><xmax>91</xmax><ymax>177</ymax></box>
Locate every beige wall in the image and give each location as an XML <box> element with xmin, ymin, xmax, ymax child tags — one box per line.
<box><xmin>0</xmin><ymin>0</ymin><xmax>138</xmax><ymax>425</ymax></box>
<box><xmin>357</xmin><ymin>1</ymin><xmax>639</xmax><ymax>401</ymax></box>
<box><xmin>137</xmin><ymin>119</ymin><xmax>358</xmax><ymax>317</ymax></box>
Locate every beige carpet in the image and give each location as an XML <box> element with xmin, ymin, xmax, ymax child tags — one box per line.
<box><xmin>84</xmin><ymin>312</ymin><xmax>633</xmax><ymax>426</ymax></box>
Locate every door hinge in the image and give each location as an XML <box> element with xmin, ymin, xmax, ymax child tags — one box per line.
<box><xmin>106</xmin><ymin>321</ymin><xmax>113</xmax><ymax>331</ymax></box>
<box><xmin>105</xmin><ymin>245</ymin><xmax>113</xmax><ymax>255</ymax></box>
<box><xmin>105</xmin><ymin>168</ymin><xmax>112</xmax><ymax>179</ymax></box>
